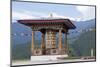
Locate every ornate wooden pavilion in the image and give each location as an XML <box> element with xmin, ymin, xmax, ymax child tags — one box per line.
<box><xmin>18</xmin><ymin>18</ymin><xmax>76</xmax><ymax>60</ymax></box>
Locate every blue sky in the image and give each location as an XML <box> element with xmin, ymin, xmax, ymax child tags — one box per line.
<box><xmin>12</xmin><ymin>1</ymin><xmax>95</xmax><ymax>22</ymax></box>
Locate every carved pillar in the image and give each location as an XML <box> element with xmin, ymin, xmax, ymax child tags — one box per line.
<box><xmin>58</xmin><ymin>29</ymin><xmax>62</xmax><ymax>50</ymax></box>
<box><xmin>31</xmin><ymin>30</ymin><xmax>35</xmax><ymax>55</ymax></box>
<box><xmin>41</xmin><ymin>33</ymin><xmax>45</xmax><ymax>49</ymax></box>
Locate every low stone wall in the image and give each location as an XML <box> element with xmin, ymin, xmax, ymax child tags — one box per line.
<box><xmin>32</xmin><ymin>48</ymin><xmax>67</xmax><ymax>56</ymax></box>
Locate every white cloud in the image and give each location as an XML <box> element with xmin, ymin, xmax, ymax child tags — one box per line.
<box><xmin>43</xmin><ymin>12</ymin><xmax>76</xmax><ymax>21</ymax></box>
<box><xmin>12</xmin><ymin>11</ymin><xmax>49</xmax><ymax>22</ymax></box>
<box><xmin>12</xmin><ymin>11</ymin><xmax>76</xmax><ymax>22</ymax></box>
<box><xmin>12</xmin><ymin>11</ymin><xmax>38</xmax><ymax>21</ymax></box>
<box><xmin>22</xmin><ymin>11</ymin><xmax>48</xmax><ymax>17</ymax></box>
<box><xmin>48</xmin><ymin>13</ymin><xmax>67</xmax><ymax>18</ymax></box>
<box><xmin>76</xmin><ymin>6</ymin><xmax>95</xmax><ymax>21</ymax></box>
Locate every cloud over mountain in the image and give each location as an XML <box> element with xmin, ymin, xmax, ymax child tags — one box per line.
<box><xmin>76</xmin><ymin>6</ymin><xmax>95</xmax><ymax>21</ymax></box>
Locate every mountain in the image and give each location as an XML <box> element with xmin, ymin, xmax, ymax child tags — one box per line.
<box><xmin>11</xmin><ymin>19</ymin><xmax>95</xmax><ymax>45</ymax></box>
<box><xmin>12</xmin><ymin>42</ymin><xmax>31</xmax><ymax>60</ymax></box>
<box><xmin>70</xmin><ymin>26</ymin><xmax>96</xmax><ymax>57</ymax></box>
<box><xmin>11</xmin><ymin>22</ymin><xmax>43</xmax><ymax>45</ymax></box>
<box><xmin>11</xmin><ymin>23</ymin><xmax>31</xmax><ymax>45</ymax></box>
<box><xmin>65</xmin><ymin>19</ymin><xmax>95</xmax><ymax>44</ymax></box>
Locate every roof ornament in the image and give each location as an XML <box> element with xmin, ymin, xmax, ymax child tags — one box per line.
<box><xmin>49</xmin><ymin>13</ymin><xmax>53</xmax><ymax>18</ymax></box>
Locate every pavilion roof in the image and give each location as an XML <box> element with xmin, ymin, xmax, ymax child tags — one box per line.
<box><xmin>18</xmin><ymin>18</ymin><xmax>76</xmax><ymax>29</ymax></box>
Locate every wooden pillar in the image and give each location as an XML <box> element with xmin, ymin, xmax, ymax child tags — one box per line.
<box><xmin>41</xmin><ymin>33</ymin><xmax>45</xmax><ymax>49</ymax></box>
<box><xmin>31</xmin><ymin>30</ymin><xmax>35</xmax><ymax>55</ymax></box>
<box><xmin>58</xmin><ymin>29</ymin><xmax>62</xmax><ymax>50</ymax></box>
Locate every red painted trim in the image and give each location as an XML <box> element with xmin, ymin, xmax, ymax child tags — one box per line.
<box><xmin>18</xmin><ymin>19</ymin><xmax>76</xmax><ymax>29</ymax></box>
<box><xmin>18</xmin><ymin>19</ymin><xmax>68</xmax><ymax>23</ymax></box>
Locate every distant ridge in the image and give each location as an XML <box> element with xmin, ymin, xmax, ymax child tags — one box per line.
<box><xmin>11</xmin><ymin>19</ymin><xmax>95</xmax><ymax>45</ymax></box>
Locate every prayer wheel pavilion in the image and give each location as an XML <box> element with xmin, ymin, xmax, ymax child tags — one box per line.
<box><xmin>17</xmin><ymin>17</ymin><xmax>76</xmax><ymax>61</ymax></box>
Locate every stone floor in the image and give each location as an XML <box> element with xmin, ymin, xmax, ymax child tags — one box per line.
<box><xmin>12</xmin><ymin>58</ymin><xmax>95</xmax><ymax>66</ymax></box>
